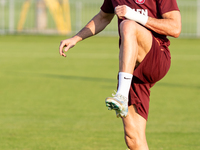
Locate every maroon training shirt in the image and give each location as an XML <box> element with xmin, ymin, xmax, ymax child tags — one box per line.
<box><xmin>101</xmin><ymin>0</ymin><xmax>179</xmax><ymax>47</ymax></box>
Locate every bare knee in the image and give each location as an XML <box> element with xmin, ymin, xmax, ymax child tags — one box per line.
<box><xmin>120</xmin><ymin>20</ymin><xmax>138</xmax><ymax>38</ymax></box>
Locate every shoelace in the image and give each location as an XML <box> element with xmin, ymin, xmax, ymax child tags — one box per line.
<box><xmin>112</xmin><ymin>92</ymin><xmax>128</xmax><ymax>103</ymax></box>
<box><xmin>112</xmin><ymin>90</ymin><xmax>117</xmax><ymax>97</ymax></box>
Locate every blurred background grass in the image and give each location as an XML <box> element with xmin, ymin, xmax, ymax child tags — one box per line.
<box><xmin>0</xmin><ymin>35</ymin><xmax>200</xmax><ymax>149</ymax></box>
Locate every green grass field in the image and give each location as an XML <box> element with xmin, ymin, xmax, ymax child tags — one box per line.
<box><xmin>0</xmin><ymin>35</ymin><xmax>200</xmax><ymax>150</ymax></box>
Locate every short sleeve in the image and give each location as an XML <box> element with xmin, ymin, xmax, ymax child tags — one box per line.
<box><xmin>158</xmin><ymin>0</ymin><xmax>179</xmax><ymax>15</ymax></box>
<box><xmin>100</xmin><ymin>0</ymin><xmax>115</xmax><ymax>14</ymax></box>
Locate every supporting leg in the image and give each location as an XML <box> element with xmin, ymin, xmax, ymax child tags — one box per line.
<box><xmin>122</xmin><ymin>105</ymin><xmax>149</xmax><ymax>150</ymax></box>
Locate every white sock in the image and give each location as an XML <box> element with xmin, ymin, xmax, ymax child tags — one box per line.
<box><xmin>116</xmin><ymin>72</ymin><xmax>133</xmax><ymax>98</ymax></box>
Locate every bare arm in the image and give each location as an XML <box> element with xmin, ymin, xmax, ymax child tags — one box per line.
<box><xmin>76</xmin><ymin>10</ymin><xmax>115</xmax><ymax>41</ymax></box>
<box><xmin>145</xmin><ymin>11</ymin><xmax>182</xmax><ymax>38</ymax></box>
<box><xmin>59</xmin><ymin>10</ymin><xmax>114</xmax><ymax>57</ymax></box>
<box><xmin>115</xmin><ymin>5</ymin><xmax>182</xmax><ymax>38</ymax></box>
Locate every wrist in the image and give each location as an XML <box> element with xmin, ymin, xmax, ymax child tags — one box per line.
<box><xmin>73</xmin><ymin>35</ymin><xmax>82</xmax><ymax>43</ymax></box>
<box><xmin>124</xmin><ymin>6</ymin><xmax>148</xmax><ymax>26</ymax></box>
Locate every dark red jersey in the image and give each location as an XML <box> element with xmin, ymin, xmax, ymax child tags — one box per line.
<box><xmin>101</xmin><ymin>0</ymin><xmax>179</xmax><ymax>47</ymax></box>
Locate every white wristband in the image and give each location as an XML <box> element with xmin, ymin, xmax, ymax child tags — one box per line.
<box><xmin>124</xmin><ymin>6</ymin><xmax>148</xmax><ymax>26</ymax></box>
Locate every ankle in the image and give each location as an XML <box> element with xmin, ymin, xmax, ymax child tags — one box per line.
<box><xmin>116</xmin><ymin>72</ymin><xmax>133</xmax><ymax>98</ymax></box>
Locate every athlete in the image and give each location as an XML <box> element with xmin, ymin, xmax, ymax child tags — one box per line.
<box><xmin>59</xmin><ymin>0</ymin><xmax>181</xmax><ymax>149</ymax></box>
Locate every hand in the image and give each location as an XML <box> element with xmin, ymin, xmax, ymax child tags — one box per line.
<box><xmin>115</xmin><ymin>5</ymin><xmax>128</xmax><ymax>19</ymax></box>
<box><xmin>59</xmin><ymin>37</ymin><xmax>77</xmax><ymax>57</ymax></box>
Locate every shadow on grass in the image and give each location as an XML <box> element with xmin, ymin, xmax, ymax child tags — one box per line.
<box><xmin>11</xmin><ymin>71</ymin><xmax>200</xmax><ymax>89</ymax></box>
<box><xmin>156</xmin><ymin>82</ymin><xmax>200</xmax><ymax>89</ymax></box>
<box><xmin>44</xmin><ymin>73</ymin><xmax>200</xmax><ymax>89</ymax></box>
<box><xmin>42</xmin><ymin>73</ymin><xmax>116</xmax><ymax>83</ymax></box>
